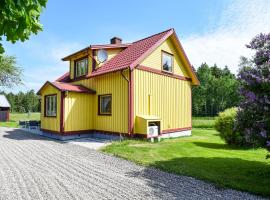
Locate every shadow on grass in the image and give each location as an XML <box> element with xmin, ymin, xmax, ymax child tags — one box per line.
<box><xmin>126</xmin><ymin>157</ymin><xmax>270</xmax><ymax>198</ymax></box>
<box><xmin>192</xmin><ymin>142</ymin><xmax>253</xmax><ymax>150</ymax></box>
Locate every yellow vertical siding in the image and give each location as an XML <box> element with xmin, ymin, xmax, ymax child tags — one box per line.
<box><xmin>73</xmin><ymin>71</ymin><xmax>129</xmax><ymax>133</ymax></box>
<box><xmin>40</xmin><ymin>85</ymin><xmax>61</xmax><ymax>132</ymax></box>
<box><xmin>72</xmin><ymin>78</ymin><xmax>95</xmax><ymax>89</ymax></box>
<box><xmin>94</xmin><ymin>71</ymin><xmax>128</xmax><ymax>133</ymax></box>
<box><xmin>64</xmin><ymin>92</ymin><xmax>94</xmax><ymax>131</ymax></box>
<box><xmin>134</xmin><ymin>69</ymin><xmax>191</xmax><ymax>133</ymax></box>
<box><xmin>140</xmin><ymin>36</ymin><xmax>189</xmax><ymax>77</ymax></box>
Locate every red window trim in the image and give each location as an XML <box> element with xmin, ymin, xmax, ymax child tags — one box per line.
<box><xmin>44</xmin><ymin>94</ymin><xmax>57</xmax><ymax>118</ymax></box>
<box><xmin>98</xmin><ymin>94</ymin><xmax>112</xmax><ymax>116</ymax></box>
<box><xmin>74</xmin><ymin>56</ymin><xmax>88</xmax><ymax>79</ymax></box>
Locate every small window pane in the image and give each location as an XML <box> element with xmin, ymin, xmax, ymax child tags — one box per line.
<box><xmin>75</xmin><ymin>58</ymin><xmax>88</xmax><ymax>77</ymax></box>
<box><xmin>52</xmin><ymin>96</ymin><xmax>56</xmax><ymax>116</ymax></box>
<box><xmin>99</xmin><ymin>95</ymin><xmax>112</xmax><ymax>115</ymax></box>
<box><xmin>45</xmin><ymin>95</ymin><xmax>57</xmax><ymax>117</ymax></box>
<box><xmin>162</xmin><ymin>52</ymin><xmax>173</xmax><ymax>72</ymax></box>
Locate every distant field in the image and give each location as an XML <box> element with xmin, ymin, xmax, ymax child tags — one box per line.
<box><xmin>0</xmin><ymin>114</ymin><xmax>216</xmax><ymax>129</ymax></box>
<box><xmin>192</xmin><ymin>117</ymin><xmax>215</xmax><ymax>129</ymax></box>
<box><xmin>0</xmin><ymin>112</ymin><xmax>40</xmax><ymax>128</ymax></box>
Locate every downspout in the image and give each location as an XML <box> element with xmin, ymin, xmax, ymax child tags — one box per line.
<box><xmin>121</xmin><ymin>69</ymin><xmax>134</xmax><ymax>136</ymax></box>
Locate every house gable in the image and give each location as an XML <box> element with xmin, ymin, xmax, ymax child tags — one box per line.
<box><xmin>140</xmin><ymin>36</ymin><xmax>189</xmax><ymax>77</ymax></box>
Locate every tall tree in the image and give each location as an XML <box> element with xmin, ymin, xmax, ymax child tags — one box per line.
<box><xmin>0</xmin><ymin>90</ymin><xmax>40</xmax><ymax>113</ymax></box>
<box><xmin>0</xmin><ymin>55</ymin><xmax>22</xmax><ymax>87</ymax></box>
<box><xmin>0</xmin><ymin>0</ymin><xmax>47</xmax><ymax>54</ymax></box>
<box><xmin>25</xmin><ymin>90</ymin><xmax>40</xmax><ymax>112</ymax></box>
<box><xmin>192</xmin><ymin>63</ymin><xmax>241</xmax><ymax>116</ymax></box>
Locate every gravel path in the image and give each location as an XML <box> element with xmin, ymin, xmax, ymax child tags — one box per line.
<box><xmin>0</xmin><ymin>127</ymin><xmax>266</xmax><ymax>200</ymax></box>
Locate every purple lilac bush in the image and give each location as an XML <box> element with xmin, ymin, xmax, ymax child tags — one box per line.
<box><xmin>236</xmin><ymin>33</ymin><xmax>270</xmax><ymax>155</ymax></box>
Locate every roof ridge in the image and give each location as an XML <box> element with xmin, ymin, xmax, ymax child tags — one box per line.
<box><xmin>90</xmin><ymin>28</ymin><xmax>174</xmax><ymax>76</ymax></box>
<box><xmin>132</xmin><ymin>28</ymin><xmax>174</xmax><ymax>44</ymax></box>
<box><xmin>91</xmin><ymin>43</ymin><xmax>131</xmax><ymax>47</ymax></box>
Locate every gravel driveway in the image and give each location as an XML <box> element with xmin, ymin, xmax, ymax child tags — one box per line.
<box><xmin>0</xmin><ymin>127</ymin><xmax>265</xmax><ymax>200</ymax></box>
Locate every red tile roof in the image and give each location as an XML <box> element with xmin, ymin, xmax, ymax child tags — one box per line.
<box><xmin>90</xmin><ymin>29</ymin><xmax>174</xmax><ymax>77</ymax></box>
<box><xmin>37</xmin><ymin>81</ymin><xmax>96</xmax><ymax>95</ymax></box>
<box><xmin>51</xmin><ymin>82</ymin><xmax>96</xmax><ymax>93</ymax></box>
<box><xmin>57</xmin><ymin>28</ymin><xmax>199</xmax><ymax>85</ymax></box>
<box><xmin>55</xmin><ymin>72</ymin><xmax>70</xmax><ymax>82</ymax></box>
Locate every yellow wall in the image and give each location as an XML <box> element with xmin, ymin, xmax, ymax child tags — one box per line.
<box><xmin>134</xmin><ymin>69</ymin><xmax>192</xmax><ymax>133</ymax></box>
<box><xmin>40</xmin><ymin>68</ymin><xmax>191</xmax><ymax>134</ymax></box>
<box><xmin>140</xmin><ymin>36</ymin><xmax>189</xmax><ymax>77</ymax></box>
<box><xmin>40</xmin><ymin>84</ymin><xmax>61</xmax><ymax>132</ymax></box>
<box><xmin>64</xmin><ymin>92</ymin><xmax>94</xmax><ymax>132</ymax></box>
<box><xmin>72</xmin><ymin>71</ymin><xmax>129</xmax><ymax>133</ymax></box>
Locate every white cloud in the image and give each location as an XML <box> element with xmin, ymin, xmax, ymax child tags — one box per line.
<box><xmin>181</xmin><ymin>0</ymin><xmax>270</xmax><ymax>74</ymax></box>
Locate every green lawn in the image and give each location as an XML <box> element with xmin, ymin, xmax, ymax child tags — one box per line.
<box><xmin>192</xmin><ymin>116</ymin><xmax>215</xmax><ymax>128</ymax></box>
<box><xmin>0</xmin><ymin>112</ymin><xmax>40</xmax><ymax>128</ymax></box>
<box><xmin>102</xmin><ymin>128</ymin><xmax>270</xmax><ymax>197</ymax></box>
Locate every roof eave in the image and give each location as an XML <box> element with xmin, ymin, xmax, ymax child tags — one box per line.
<box><xmin>36</xmin><ymin>81</ymin><xmax>51</xmax><ymax>95</ymax></box>
<box><xmin>61</xmin><ymin>47</ymin><xmax>90</xmax><ymax>61</ymax></box>
<box><xmin>171</xmin><ymin>31</ymin><xmax>200</xmax><ymax>86</ymax></box>
<box><xmin>37</xmin><ymin>81</ymin><xmax>96</xmax><ymax>95</ymax></box>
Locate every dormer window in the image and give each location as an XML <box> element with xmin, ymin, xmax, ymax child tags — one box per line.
<box><xmin>75</xmin><ymin>57</ymin><xmax>88</xmax><ymax>78</ymax></box>
<box><xmin>162</xmin><ymin>51</ymin><xmax>173</xmax><ymax>73</ymax></box>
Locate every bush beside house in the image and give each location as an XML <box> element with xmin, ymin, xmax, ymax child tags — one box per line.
<box><xmin>215</xmin><ymin>108</ymin><xmax>240</xmax><ymax>145</ymax></box>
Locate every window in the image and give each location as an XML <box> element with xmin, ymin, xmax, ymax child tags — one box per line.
<box><xmin>45</xmin><ymin>95</ymin><xmax>57</xmax><ymax>117</ymax></box>
<box><xmin>99</xmin><ymin>95</ymin><xmax>112</xmax><ymax>115</ymax></box>
<box><xmin>162</xmin><ymin>51</ymin><xmax>173</xmax><ymax>72</ymax></box>
<box><xmin>75</xmin><ymin>57</ymin><xmax>88</xmax><ymax>77</ymax></box>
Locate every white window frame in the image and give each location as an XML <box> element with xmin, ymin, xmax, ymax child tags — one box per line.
<box><xmin>162</xmin><ymin>51</ymin><xmax>174</xmax><ymax>73</ymax></box>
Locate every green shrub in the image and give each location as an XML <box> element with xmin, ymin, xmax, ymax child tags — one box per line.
<box><xmin>215</xmin><ymin>108</ymin><xmax>243</xmax><ymax>145</ymax></box>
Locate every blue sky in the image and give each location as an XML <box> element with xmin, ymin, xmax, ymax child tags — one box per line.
<box><xmin>2</xmin><ymin>0</ymin><xmax>270</xmax><ymax>93</ymax></box>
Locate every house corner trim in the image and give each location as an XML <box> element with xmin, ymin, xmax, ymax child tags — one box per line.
<box><xmin>128</xmin><ymin>69</ymin><xmax>134</xmax><ymax>134</ymax></box>
<box><xmin>60</xmin><ymin>91</ymin><xmax>65</xmax><ymax>133</ymax></box>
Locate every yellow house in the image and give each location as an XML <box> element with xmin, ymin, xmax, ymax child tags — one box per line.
<box><xmin>37</xmin><ymin>28</ymin><xmax>199</xmax><ymax>140</ymax></box>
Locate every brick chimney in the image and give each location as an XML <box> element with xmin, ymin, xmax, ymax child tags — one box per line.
<box><xmin>110</xmin><ymin>37</ymin><xmax>122</xmax><ymax>44</ymax></box>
